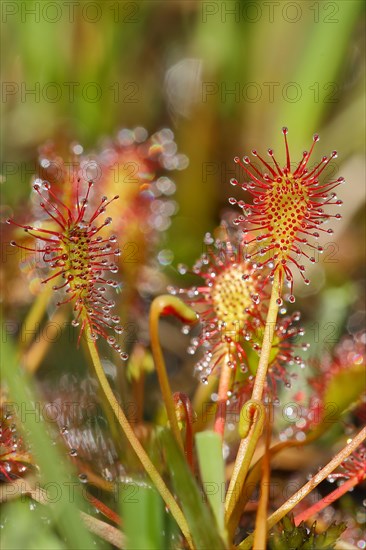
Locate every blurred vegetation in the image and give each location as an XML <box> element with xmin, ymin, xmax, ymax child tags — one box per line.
<box><xmin>1</xmin><ymin>1</ymin><xmax>365</xmax><ymax>548</ymax></box>
<box><xmin>1</xmin><ymin>0</ymin><xmax>365</xmax><ymax>264</ymax></box>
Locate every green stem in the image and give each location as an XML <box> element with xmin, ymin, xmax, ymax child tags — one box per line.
<box><xmin>230</xmin><ymin>431</ymin><xmax>320</xmax><ymax>526</ymax></box>
<box><xmin>225</xmin><ymin>401</ymin><xmax>266</xmax><ymax>525</ymax></box>
<box><xmin>253</xmin><ymin>410</ymin><xmax>271</xmax><ymax>550</ymax></box>
<box><xmin>251</xmin><ymin>270</ymin><xmax>281</xmax><ymax>402</ymax></box>
<box><xmin>225</xmin><ymin>271</ymin><xmax>281</xmax><ymax>526</ymax></box>
<box><xmin>84</xmin><ymin>324</ymin><xmax>194</xmax><ymax>549</ymax></box>
<box><xmin>237</xmin><ymin>427</ymin><xmax>366</xmax><ymax>550</ymax></box>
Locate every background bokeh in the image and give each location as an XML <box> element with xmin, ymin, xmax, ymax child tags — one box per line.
<box><xmin>2</xmin><ymin>0</ymin><xmax>365</xmax><ymax>269</ymax></box>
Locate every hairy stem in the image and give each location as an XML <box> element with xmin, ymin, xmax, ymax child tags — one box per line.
<box><xmin>225</xmin><ymin>271</ymin><xmax>281</xmax><ymax>526</ymax></box>
<box><xmin>253</xmin><ymin>408</ymin><xmax>271</xmax><ymax>550</ymax></box>
<box><xmin>85</xmin><ymin>492</ymin><xmax>122</xmax><ymax>526</ymax></box>
<box><xmin>84</xmin><ymin>324</ymin><xmax>194</xmax><ymax>549</ymax></box>
<box><xmin>229</xmin><ymin>431</ymin><xmax>320</xmax><ymax>526</ymax></box>
<box><xmin>251</xmin><ymin>269</ymin><xmax>281</xmax><ymax>401</ymax></box>
<box><xmin>237</xmin><ymin>427</ymin><xmax>366</xmax><ymax>549</ymax></box>
<box><xmin>225</xmin><ymin>401</ymin><xmax>266</xmax><ymax>525</ymax></box>
<box><xmin>80</xmin><ymin>512</ymin><xmax>125</xmax><ymax>549</ymax></box>
<box><xmin>294</xmin><ymin>474</ymin><xmax>364</xmax><ymax>526</ymax></box>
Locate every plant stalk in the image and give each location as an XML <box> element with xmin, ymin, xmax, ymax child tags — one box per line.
<box><xmin>251</xmin><ymin>269</ymin><xmax>281</xmax><ymax>401</ymax></box>
<box><xmin>84</xmin><ymin>324</ymin><xmax>194</xmax><ymax>549</ymax></box>
<box><xmin>294</xmin><ymin>474</ymin><xmax>364</xmax><ymax>526</ymax></box>
<box><xmin>225</xmin><ymin>401</ymin><xmax>266</xmax><ymax>524</ymax></box>
<box><xmin>225</xmin><ymin>270</ymin><xmax>281</xmax><ymax>524</ymax></box>
<box><xmin>237</xmin><ymin>427</ymin><xmax>366</xmax><ymax>549</ymax></box>
<box><xmin>253</xmin><ymin>407</ymin><xmax>272</xmax><ymax>549</ymax></box>
<box><xmin>149</xmin><ymin>297</ymin><xmax>185</xmax><ymax>450</ymax></box>
<box><xmin>174</xmin><ymin>392</ymin><xmax>195</xmax><ymax>471</ymax></box>
<box><xmin>214</xmin><ymin>346</ymin><xmax>233</xmax><ymax>438</ymax></box>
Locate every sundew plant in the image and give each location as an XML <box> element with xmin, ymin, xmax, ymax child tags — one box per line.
<box><xmin>1</xmin><ymin>126</ymin><xmax>365</xmax><ymax>550</ymax></box>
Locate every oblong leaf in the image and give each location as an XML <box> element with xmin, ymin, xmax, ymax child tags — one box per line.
<box><xmin>160</xmin><ymin>429</ymin><xmax>225</xmax><ymax>549</ymax></box>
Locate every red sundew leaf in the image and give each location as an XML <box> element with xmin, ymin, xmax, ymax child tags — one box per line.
<box><xmin>233</xmin><ymin>128</ymin><xmax>344</xmax><ymax>300</ymax></box>
<box><xmin>7</xmin><ymin>165</ymin><xmax>127</xmax><ymax>359</ymax></box>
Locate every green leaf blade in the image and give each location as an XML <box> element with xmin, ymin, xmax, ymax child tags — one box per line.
<box><xmin>160</xmin><ymin>429</ymin><xmax>225</xmax><ymax>550</ymax></box>
<box><xmin>195</xmin><ymin>431</ymin><xmax>227</xmax><ymax>544</ymax></box>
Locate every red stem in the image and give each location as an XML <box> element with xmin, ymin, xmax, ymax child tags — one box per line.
<box><xmin>294</xmin><ymin>474</ymin><xmax>363</xmax><ymax>526</ymax></box>
<box><xmin>214</xmin><ymin>350</ymin><xmax>232</xmax><ymax>438</ymax></box>
<box><xmin>86</xmin><ymin>492</ymin><xmax>122</xmax><ymax>526</ymax></box>
<box><xmin>173</xmin><ymin>392</ymin><xmax>194</xmax><ymax>471</ymax></box>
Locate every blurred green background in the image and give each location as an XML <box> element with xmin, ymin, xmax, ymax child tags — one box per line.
<box><xmin>1</xmin><ymin>0</ymin><xmax>365</xmax><ymax>269</ymax></box>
